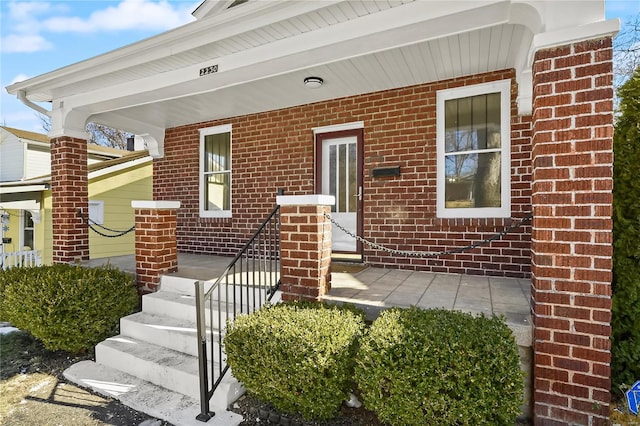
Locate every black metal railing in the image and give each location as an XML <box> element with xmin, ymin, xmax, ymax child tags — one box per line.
<box><xmin>195</xmin><ymin>205</ymin><xmax>281</xmax><ymax>422</ymax></box>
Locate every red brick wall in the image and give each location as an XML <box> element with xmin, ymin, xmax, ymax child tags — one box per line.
<box><xmin>133</xmin><ymin>207</ymin><xmax>179</xmax><ymax>294</ymax></box>
<box><xmin>280</xmin><ymin>203</ymin><xmax>332</xmax><ymax>301</ymax></box>
<box><xmin>531</xmin><ymin>38</ymin><xmax>614</xmax><ymax>425</ymax></box>
<box><xmin>155</xmin><ymin>69</ymin><xmax>532</xmax><ymax>278</ymax></box>
<box><xmin>50</xmin><ymin>136</ymin><xmax>89</xmax><ymax>263</ymax></box>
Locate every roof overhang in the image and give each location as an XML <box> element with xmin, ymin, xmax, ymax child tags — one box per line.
<box><xmin>6</xmin><ymin>0</ymin><xmax>619</xmax><ymax>158</ymax></box>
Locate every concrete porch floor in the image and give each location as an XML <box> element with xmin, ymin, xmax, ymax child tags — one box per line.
<box><xmin>83</xmin><ymin>253</ymin><xmax>532</xmax><ymax>346</ymax></box>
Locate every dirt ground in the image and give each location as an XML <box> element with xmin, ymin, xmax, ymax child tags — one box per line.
<box><xmin>0</xmin><ymin>329</ymin><xmax>169</xmax><ymax>426</ymax></box>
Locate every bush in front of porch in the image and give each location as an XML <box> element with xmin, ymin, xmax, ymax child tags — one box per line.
<box><xmin>224</xmin><ymin>301</ymin><xmax>366</xmax><ymax>421</ymax></box>
<box><xmin>0</xmin><ymin>264</ymin><xmax>138</xmax><ymax>354</ymax></box>
<box><xmin>355</xmin><ymin>307</ymin><xmax>524</xmax><ymax>426</ymax></box>
<box><xmin>612</xmin><ymin>65</ymin><xmax>640</xmax><ymax>393</ymax></box>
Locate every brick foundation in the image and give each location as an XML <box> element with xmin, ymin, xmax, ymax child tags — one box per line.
<box><xmin>531</xmin><ymin>37</ymin><xmax>614</xmax><ymax>425</ymax></box>
<box><xmin>50</xmin><ymin>136</ymin><xmax>89</xmax><ymax>263</ymax></box>
<box><xmin>132</xmin><ymin>201</ymin><xmax>180</xmax><ymax>294</ymax></box>
<box><xmin>278</xmin><ymin>195</ymin><xmax>333</xmax><ymax>302</ymax></box>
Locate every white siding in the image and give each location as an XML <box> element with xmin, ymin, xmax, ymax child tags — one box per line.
<box><xmin>24</xmin><ymin>147</ymin><xmax>51</xmax><ymax>179</ymax></box>
<box><xmin>0</xmin><ymin>130</ymin><xmax>26</xmax><ymax>181</ymax></box>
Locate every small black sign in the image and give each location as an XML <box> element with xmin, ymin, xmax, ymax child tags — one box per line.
<box><xmin>372</xmin><ymin>166</ymin><xmax>401</xmax><ymax>178</ymax></box>
<box><xmin>199</xmin><ymin>64</ymin><xmax>219</xmax><ymax>77</ymax></box>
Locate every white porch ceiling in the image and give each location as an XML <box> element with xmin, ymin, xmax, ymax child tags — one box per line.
<box><xmin>6</xmin><ymin>0</ymin><xmax>618</xmax><ymax>156</ymax></box>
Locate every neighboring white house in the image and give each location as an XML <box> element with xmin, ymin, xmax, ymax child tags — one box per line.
<box><xmin>0</xmin><ymin>126</ymin><xmax>128</xmax><ymax>182</ymax></box>
<box><xmin>0</xmin><ymin>126</ymin><xmax>149</xmax><ymax>268</ymax></box>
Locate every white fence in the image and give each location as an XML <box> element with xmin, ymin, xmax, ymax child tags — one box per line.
<box><xmin>1</xmin><ymin>250</ymin><xmax>43</xmax><ymax>270</ymax></box>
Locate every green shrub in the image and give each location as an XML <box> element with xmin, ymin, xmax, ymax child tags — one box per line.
<box><xmin>355</xmin><ymin>307</ymin><xmax>523</xmax><ymax>426</ymax></box>
<box><xmin>1</xmin><ymin>264</ymin><xmax>138</xmax><ymax>354</ymax></box>
<box><xmin>612</xmin><ymin>66</ymin><xmax>640</xmax><ymax>392</ymax></box>
<box><xmin>224</xmin><ymin>301</ymin><xmax>366</xmax><ymax>421</ymax></box>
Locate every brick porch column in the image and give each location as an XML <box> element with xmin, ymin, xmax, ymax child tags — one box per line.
<box><xmin>531</xmin><ymin>37</ymin><xmax>614</xmax><ymax>425</ymax></box>
<box><xmin>51</xmin><ymin>136</ymin><xmax>89</xmax><ymax>263</ymax></box>
<box><xmin>132</xmin><ymin>201</ymin><xmax>180</xmax><ymax>294</ymax></box>
<box><xmin>277</xmin><ymin>195</ymin><xmax>334</xmax><ymax>302</ymax></box>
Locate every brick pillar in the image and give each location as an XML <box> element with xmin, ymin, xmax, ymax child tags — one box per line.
<box><xmin>132</xmin><ymin>201</ymin><xmax>180</xmax><ymax>294</ymax></box>
<box><xmin>51</xmin><ymin>136</ymin><xmax>89</xmax><ymax>263</ymax></box>
<box><xmin>531</xmin><ymin>37</ymin><xmax>614</xmax><ymax>425</ymax></box>
<box><xmin>277</xmin><ymin>195</ymin><xmax>334</xmax><ymax>302</ymax></box>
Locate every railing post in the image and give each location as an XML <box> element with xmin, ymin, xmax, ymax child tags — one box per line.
<box><xmin>277</xmin><ymin>195</ymin><xmax>335</xmax><ymax>302</ymax></box>
<box><xmin>131</xmin><ymin>200</ymin><xmax>180</xmax><ymax>295</ymax></box>
<box><xmin>195</xmin><ymin>280</ymin><xmax>214</xmax><ymax>422</ymax></box>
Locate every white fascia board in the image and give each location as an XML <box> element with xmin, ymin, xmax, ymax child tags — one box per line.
<box><xmin>0</xmin><ymin>185</ymin><xmax>48</xmax><ymax>194</ymax></box>
<box><xmin>57</xmin><ymin>1</ymin><xmax>514</xmax><ymax>115</ymax></box>
<box><xmin>6</xmin><ymin>1</ymin><xmax>342</xmax><ymax>100</ymax></box>
<box><xmin>88</xmin><ymin>156</ymin><xmax>153</xmax><ymax>180</ymax></box>
<box><xmin>0</xmin><ymin>200</ymin><xmax>41</xmax><ymax>210</ymax></box>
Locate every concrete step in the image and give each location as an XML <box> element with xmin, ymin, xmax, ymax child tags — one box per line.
<box><xmin>95</xmin><ymin>335</ymin><xmax>244</xmax><ymax>412</ymax></box>
<box><xmin>64</xmin><ymin>360</ymin><xmax>243</xmax><ymax>426</ymax></box>
<box><xmin>160</xmin><ymin>274</ymin><xmax>281</xmax><ymax>300</ymax></box>
<box><xmin>143</xmin><ymin>285</ymin><xmax>281</xmax><ymax>326</ymax></box>
<box><xmin>120</xmin><ymin>311</ymin><xmax>224</xmax><ymax>358</ymax></box>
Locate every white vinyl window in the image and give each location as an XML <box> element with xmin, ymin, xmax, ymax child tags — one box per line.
<box><xmin>22</xmin><ymin>210</ymin><xmax>34</xmax><ymax>250</ymax></box>
<box><xmin>436</xmin><ymin>80</ymin><xmax>511</xmax><ymax>218</ymax></box>
<box><xmin>200</xmin><ymin>124</ymin><xmax>232</xmax><ymax>218</ymax></box>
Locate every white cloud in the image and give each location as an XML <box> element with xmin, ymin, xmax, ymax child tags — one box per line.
<box><xmin>10</xmin><ymin>73</ymin><xmax>31</xmax><ymax>85</ymax></box>
<box><xmin>44</xmin><ymin>0</ymin><xmax>195</xmax><ymax>33</ymax></box>
<box><xmin>0</xmin><ymin>34</ymin><xmax>53</xmax><ymax>53</ymax></box>
<box><xmin>7</xmin><ymin>1</ymin><xmax>53</xmax><ymax>21</ymax></box>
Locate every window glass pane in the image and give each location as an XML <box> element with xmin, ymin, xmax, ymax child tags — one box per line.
<box><xmin>329</xmin><ymin>146</ymin><xmax>336</xmax><ymax>212</ymax></box>
<box><xmin>486</xmin><ymin>92</ymin><xmax>501</xmax><ymax>148</ymax></box>
<box><xmin>23</xmin><ymin>211</ymin><xmax>34</xmax><ymax>249</ymax></box>
<box><xmin>445</xmin><ymin>92</ymin><xmax>501</xmax><ymax>154</ymax></box>
<box><xmin>472</xmin><ymin>95</ymin><xmax>487</xmax><ymax>149</ymax></box>
<box><xmin>205</xmin><ymin>133</ymin><xmax>230</xmax><ymax>173</ymax></box>
<box><xmin>348</xmin><ymin>142</ymin><xmax>357</xmax><ymax>213</ymax></box>
<box><xmin>445</xmin><ymin>152</ymin><xmax>501</xmax><ymax>208</ymax></box>
<box><xmin>338</xmin><ymin>144</ymin><xmax>346</xmax><ymax>213</ymax></box>
<box><xmin>205</xmin><ymin>172</ymin><xmax>230</xmax><ymax>211</ymax></box>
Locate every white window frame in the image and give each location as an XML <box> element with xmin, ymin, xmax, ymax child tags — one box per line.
<box><xmin>20</xmin><ymin>210</ymin><xmax>35</xmax><ymax>250</ymax></box>
<box><xmin>436</xmin><ymin>80</ymin><xmax>511</xmax><ymax>218</ymax></box>
<box><xmin>199</xmin><ymin>124</ymin><xmax>232</xmax><ymax>218</ymax></box>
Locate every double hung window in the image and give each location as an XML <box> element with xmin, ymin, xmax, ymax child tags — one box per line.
<box><xmin>200</xmin><ymin>124</ymin><xmax>232</xmax><ymax>218</ymax></box>
<box><xmin>436</xmin><ymin>80</ymin><xmax>511</xmax><ymax>218</ymax></box>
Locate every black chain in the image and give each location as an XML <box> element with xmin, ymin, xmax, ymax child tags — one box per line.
<box><xmin>325</xmin><ymin>212</ymin><xmax>533</xmax><ymax>258</ymax></box>
<box><xmin>87</xmin><ymin>218</ymin><xmax>135</xmax><ymax>238</ymax></box>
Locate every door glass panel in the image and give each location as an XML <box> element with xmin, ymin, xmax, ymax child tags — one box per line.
<box><xmin>329</xmin><ymin>146</ymin><xmax>336</xmax><ymax>212</ymax></box>
<box><xmin>338</xmin><ymin>144</ymin><xmax>346</xmax><ymax>212</ymax></box>
<box><xmin>348</xmin><ymin>143</ymin><xmax>357</xmax><ymax>213</ymax></box>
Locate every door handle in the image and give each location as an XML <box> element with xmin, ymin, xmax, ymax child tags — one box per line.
<box><xmin>357</xmin><ymin>186</ymin><xmax>363</xmax><ymax>201</ymax></box>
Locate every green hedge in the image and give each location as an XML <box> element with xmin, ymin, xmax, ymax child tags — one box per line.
<box><xmin>224</xmin><ymin>301</ymin><xmax>366</xmax><ymax>421</ymax></box>
<box><xmin>612</xmin><ymin>66</ymin><xmax>640</xmax><ymax>391</ymax></box>
<box><xmin>0</xmin><ymin>264</ymin><xmax>138</xmax><ymax>353</ymax></box>
<box><xmin>355</xmin><ymin>307</ymin><xmax>523</xmax><ymax>426</ymax></box>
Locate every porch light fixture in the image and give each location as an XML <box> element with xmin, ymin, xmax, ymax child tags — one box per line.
<box><xmin>304</xmin><ymin>76</ymin><xmax>323</xmax><ymax>88</ymax></box>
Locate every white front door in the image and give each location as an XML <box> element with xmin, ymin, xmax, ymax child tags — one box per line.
<box><xmin>318</xmin><ymin>131</ymin><xmax>362</xmax><ymax>253</ymax></box>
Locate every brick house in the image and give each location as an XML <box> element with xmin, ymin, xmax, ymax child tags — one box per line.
<box><xmin>6</xmin><ymin>1</ymin><xmax>619</xmax><ymax>424</ymax></box>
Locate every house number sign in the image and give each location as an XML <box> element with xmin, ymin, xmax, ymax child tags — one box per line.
<box><xmin>199</xmin><ymin>64</ymin><xmax>219</xmax><ymax>76</ymax></box>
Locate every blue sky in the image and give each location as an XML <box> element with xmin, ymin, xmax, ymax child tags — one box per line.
<box><xmin>1</xmin><ymin>0</ymin><xmax>639</xmax><ymax>134</ymax></box>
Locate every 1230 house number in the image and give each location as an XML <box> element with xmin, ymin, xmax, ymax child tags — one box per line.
<box><xmin>199</xmin><ymin>65</ymin><xmax>218</xmax><ymax>76</ymax></box>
